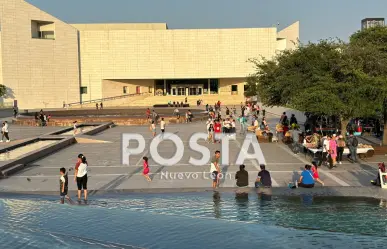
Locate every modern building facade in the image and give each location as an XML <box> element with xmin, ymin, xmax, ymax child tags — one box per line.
<box><xmin>0</xmin><ymin>0</ymin><xmax>299</xmax><ymax>108</ymax></box>
<box><xmin>361</xmin><ymin>18</ymin><xmax>385</xmax><ymax>30</ymax></box>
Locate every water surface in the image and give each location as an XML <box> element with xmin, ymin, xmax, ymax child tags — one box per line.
<box><xmin>0</xmin><ymin>193</ymin><xmax>386</xmax><ymax>249</ymax></box>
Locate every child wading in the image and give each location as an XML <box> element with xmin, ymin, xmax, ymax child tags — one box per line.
<box><xmin>59</xmin><ymin>167</ymin><xmax>70</xmax><ymax>204</ymax></box>
<box><xmin>142</xmin><ymin>156</ymin><xmax>151</xmax><ymax>182</ymax></box>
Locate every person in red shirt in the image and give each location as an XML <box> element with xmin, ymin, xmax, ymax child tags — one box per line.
<box><xmin>214</xmin><ymin>120</ymin><xmax>222</xmax><ymax>143</ymax></box>
<box><xmin>146</xmin><ymin>108</ymin><xmax>151</xmax><ymax>121</ymax></box>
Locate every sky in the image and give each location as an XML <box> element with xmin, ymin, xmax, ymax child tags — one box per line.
<box><xmin>27</xmin><ymin>0</ymin><xmax>387</xmax><ymax>43</ymax></box>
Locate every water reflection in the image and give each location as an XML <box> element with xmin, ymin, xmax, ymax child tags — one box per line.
<box><xmin>235</xmin><ymin>193</ymin><xmax>249</xmax><ymax>221</ymax></box>
<box><xmin>213</xmin><ymin>191</ymin><xmax>221</xmax><ymax>219</ymax></box>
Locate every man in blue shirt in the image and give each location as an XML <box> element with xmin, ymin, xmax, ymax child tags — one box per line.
<box><xmin>296</xmin><ymin>164</ymin><xmax>315</xmax><ymax>188</ymax></box>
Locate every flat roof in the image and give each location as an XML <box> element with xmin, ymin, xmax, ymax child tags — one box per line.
<box><xmin>361</xmin><ymin>18</ymin><xmax>385</xmax><ymax>22</ymax></box>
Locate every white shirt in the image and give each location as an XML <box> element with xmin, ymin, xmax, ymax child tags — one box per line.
<box><xmin>73</xmin><ymin>124</ymin><xmax>77</xmax><ymax>129</ymax></box>
<box><xmin>206</xmin><ymin>120</ymin><xmax>212</xmax><ymax>130</ymax></box>
<box><xmin>151</xmin><ymin>123</ymin><xmax>156</xmax><ymax>129</ymax></box>
<box><xmin>2</xmin><ymin>125</ymin><xmax>8</xmax><ymax>133</ymax></box>
<box><xmin>231</xmin><ymin>121</ymin><xmax>236</xmax><ymax>128</ymax></box>
<box><xmin>210</xmin><ymin>163</ymin><xmax>217</xmax><ymax>172</ymax></box>
<box><xmin>160</xmin><ymin>121</ymin><xmax>166</xmax><ymax>129</ymax></box>
<box><xmin>60</xmin><ymin>175</ymin><xmax>66</xmax><ymax>183</ymax></box>
<box><xmin>174</xmin><ymin>108</ymin><xmax>179</xmax><ymax>113</ymax></box>
<box><xmin>77</xmin><ymin>163</ymin><xmax>88</xmax><ymax>177</ymax></box>
<box><xmin>323</xmin><ymin>139</ymin><xmax>330</xmax><ymax>153</ymax></box>
<box><xmin>254</xmin><ymin>120</ymin><xmax>259</xmax><ymax>127</ymax></box>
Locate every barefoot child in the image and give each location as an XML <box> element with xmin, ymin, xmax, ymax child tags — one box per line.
<box><xmin>143</xmin><ymin>156</ymin><xmax>151</xmax><ymax>182</ymax></box>
<box><xmin>59</xmin><ymin>167</ymin><xmax>70</xmax><ymax>204</ymax></box>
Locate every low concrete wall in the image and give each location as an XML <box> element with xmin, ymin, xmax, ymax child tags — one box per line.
<box><xmin>83</xmin><ymin>122</ymin><xmax>114</xmax><ymax>135</ymax></box>
<box><xmin>13</xmin><ymin>116</ymin><xmax>207</xmax><ymax>126</ymax></box>
<box><xmin>0</xmin><ymin>137</ymin><xmax>76</xmax><ymax>177</ymax></box>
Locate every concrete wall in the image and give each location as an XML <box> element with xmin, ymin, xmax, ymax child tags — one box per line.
<box><xmin>101</xmin><ymin>79</ymin><xmax>154</xmax><ymax>98</ymax></box>
<box><xmin>219</xmin><ymin>78</ymin><xmax>246</xmax><ymax>96</ymax></box>
<box><xmin>78</xmin><ymin>27</ymin><xmax>281</xmax><ymax>100</ymax></box>
<box><xmin>277</xmin><ymin>21</ymin><xmax>299</xmax><ymax>50</ymax></box>
<box><xmin>71</xmin><ymin>23</ymin><xmax>168</xmax><ymax>31</ymax></box>
<box><xmin>0</xmin><ymin>0</ymin><xmax>80</xmax><ymax>109</ymax></box>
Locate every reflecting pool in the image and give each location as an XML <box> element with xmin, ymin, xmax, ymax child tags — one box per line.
<box><xmin>0</xmin><ymin>193</ymin><xmax>386</xmax><ymax>248</ymax></box>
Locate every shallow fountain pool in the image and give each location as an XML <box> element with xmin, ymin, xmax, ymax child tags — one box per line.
<box><xmin>0</xmin><ymin>193</ymin><xmax>386</xmax><ymax>248</ymax></box>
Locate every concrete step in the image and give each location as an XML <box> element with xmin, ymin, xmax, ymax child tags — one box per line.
<box><xmin>2</xmin><ymin>164</ymin><xmax>24</xmax><ymax>177</ymax></box>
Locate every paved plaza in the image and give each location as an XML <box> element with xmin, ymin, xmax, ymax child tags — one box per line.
<box><xmin>0</xmin><ymin>112</ymin><xmax>384</xmax><ymax>195</ymax></box>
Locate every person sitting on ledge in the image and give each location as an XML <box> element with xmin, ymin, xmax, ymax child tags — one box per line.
<box><xmin>291</xmin><ymin>165</ymin><xmax>315</xmax><ymax>188</ymax></box>
<box><xmin>371</xmin><ymin>162</ymin><xmax>386</xmax><ymax>187</ymax></box>
<box><xmin>235</xmin><ymin>165</ymin><xmax>249</xmax><ymax>187</ymax></box>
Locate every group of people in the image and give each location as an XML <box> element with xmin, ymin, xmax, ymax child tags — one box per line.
<box><xmin>304</xmin><ymin>132</ymin><xmax>359</xmax><ymax>166</ymax></box>
<box><xmin>150</xmin><ymin>117</ymin><xmax>166</xmax><ymax>137</ymax></box>
<box><xmin>59</xmin><ymin>154</ymin><xmax>88</xmax><ymax>204</ymax></box>
<box><xmin>34</xmin><ymin>109</ymin><xmax>51</xmax><ymax>127</ymax></box>
<box><xmin>95</xmin><ymin>103</ymin><xmax>103</xmax><ymax>109</ymax></box>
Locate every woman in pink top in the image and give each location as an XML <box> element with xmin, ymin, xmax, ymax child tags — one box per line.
<box><xmin>329</xmin><ymin>134</ymin><xmax>338</xmax><ymax>167</ymax></box>
<box><xmin>142</xmin><ymin>156</ymin><xmax>151</xmax><ymax>182</ymax></box>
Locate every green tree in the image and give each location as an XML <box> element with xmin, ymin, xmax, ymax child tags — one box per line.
<box><xmin>0</xmin><ymin>85</ymin><xmax>6</xmax><ymax>98</ymax></box>
<box><xmin>247</xmin><ymin>39</ymin><xmax>387</xmax><ymax>136</ymax></box>
<box><xmin>350</xmin><ymin>26</ymin><xmax>387</xmax><ymax>144</ymax></box>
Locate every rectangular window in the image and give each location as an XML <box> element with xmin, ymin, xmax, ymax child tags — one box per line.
<box><xmin>31</xmin><ymin>20</ymin><xmax>55</xmax><ymax>39</ymax></box>
<box><xmin>80</xmin><ymin>87</ymin><xmax>87</xmax><ymax>94</ymax></box>
<box><xmin>210</xmin><ymin>79</ymin><xmax>219</xmax><ymax>94</ymax></box>
<box><xmin>123</xmin><ymin>86</ymin><xmax>128</xmax><ymax>94</ymax></box>
<box><xmin>244</xmin><ymin>85</ymin><xmax>249</xmax><ymax>91</ymax></box>
<box><xmin>231</xmin><ymin>85</ymin><xmax>238</xmax><ymax>92</ymax></box>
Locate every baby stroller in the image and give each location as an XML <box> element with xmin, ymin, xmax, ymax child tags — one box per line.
<box><xmin>371</xmin><ymin>162</ymin><xmax>386</xmax><ymax>187</ymax></box>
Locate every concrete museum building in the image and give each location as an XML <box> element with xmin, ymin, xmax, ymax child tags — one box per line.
<box><xmin>0</xmin><ymin>0</ymin><xmax>299</xmax><ymax>109</ymax></box>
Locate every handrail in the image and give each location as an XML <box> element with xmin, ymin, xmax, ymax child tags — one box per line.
<box><xmin>66</xmin><ymin>93</ymin><xmax>148</xmax><ymax>107</ymax></box>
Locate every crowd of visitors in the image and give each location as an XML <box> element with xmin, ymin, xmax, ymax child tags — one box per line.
<box><xmin>34</xmin><ymin>109</ymin><xmax>51</xmax><ymax>127</ymax></box>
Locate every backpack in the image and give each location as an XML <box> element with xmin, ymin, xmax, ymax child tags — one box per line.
<box><xmin>352</xmin><ymin>137</ymin><xmax>358</xmax><ymax>147</ymax></box>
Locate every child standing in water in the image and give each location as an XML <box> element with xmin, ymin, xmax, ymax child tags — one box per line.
<box><xmin>59</xmin><ymin>167</ymin><xmax>70</xmax><ymax>204</ymax></box>
<box><xmin>142</xmin><ymin>156</ymin><xmax>151</xmax><ymax>182</ymax></box>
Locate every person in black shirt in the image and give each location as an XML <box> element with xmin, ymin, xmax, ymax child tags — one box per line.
<box><xmin>235</xmin><ymin>165</ymin><xmax>249</xmax><ymax>187</ymax></box>
<box><xmin>256</xmin><ymin>164</ymin><xmax>272</xmax><ymax>188</ymax></box>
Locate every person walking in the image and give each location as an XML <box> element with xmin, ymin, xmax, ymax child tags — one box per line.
<box><xmin>142</xmin><ymin>156</ymin><xmax>151</xmax><ymax>182</ymax></box>
<box><xmin>160</xmin><ymin>118</ymin><xmax>166</xmax><ymax>139</ymax></box>
<box><xmin>238</xmin><ymin>115</ymin><xmax>247</xmax><ymax>134</ymax></box>
<box><xmin>337</xmin><ymin>135</ymin><xmax>345</xmax><ymax>164</ymax></box>
<box><xmin>152</xmin><ymin>110</ymin><xmax>158</xmax><ymax>124</ymax></box>
<box><xmin>329</xmin><ymin>134</ymin><xmax>338</xmax><ymax>167</ymax></box>
<box><xmin>1</xmin><ymin>122</ymin><xmax>10</xmax><ymax>142</ymax></box>
<box><xmin>208</xmin><ymin>123</ymin><xmax>215</xmax><ymax>143</ymax></box>
<box><xmin>74</xmin><ymin>155</ymin><xmax>88</xmax><ymax>202</ymax></box>
<box><xmin>150</xmin><ymin>121</ymin><xmax>156</xmax><ymax>137</ymax></box>
<box><xmin>96</xmin><ymin>103</ymin><xmax>99</xmax><ymax>110</ymax></box>
<box><xmin>100</xmin><ymin>102</ymin><xmax>103</xmax><ymax>109</ymax></box>
<box><xmin>346</xmin><ymin>133</ymin><xmax>358</xmax><ymax>163</ymax></box>
<box><xmin>73</xmin><ymin>121</ymin><xmax>78</xmax><ymax>136</ymax></box>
